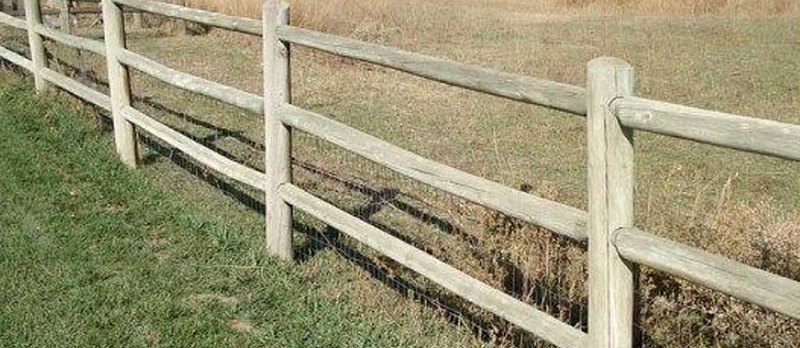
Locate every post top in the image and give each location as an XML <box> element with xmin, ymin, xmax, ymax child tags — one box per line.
<box><xmin>587</xmin><ymin>56</ymin><xmax>632</xmax><ymax>71</ymax></box>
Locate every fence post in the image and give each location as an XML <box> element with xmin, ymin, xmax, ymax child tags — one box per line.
<box><xmin>59</xmin><ymin>0</ymin><xmax>71</xmax><ymax>33</ymax></box>
<box><xmin>587</xmin><ymin>57</ymin><xmax>637</xmax><ymax>348</ymax></box>
<box><xmin>101</xmin><ymin>0</ymin><xmax>138</xmax><ymax>167</ymax></box>
<box><xmin>263</xmin><ymin>0</ymin><xmax>293</xmax><ymax>260</ymax></box>
<box><xmin>23</xmin><ymin>0</ymin><xmax>47</xmax><ymax>92</ymax></box>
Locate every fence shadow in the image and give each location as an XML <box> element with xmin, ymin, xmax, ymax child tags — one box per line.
<box><xmin>3</xmin><ymin>54</ymin><xmax>672</xmax><ymax>347</ymax></box>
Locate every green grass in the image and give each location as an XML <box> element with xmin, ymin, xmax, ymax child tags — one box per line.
<box><xmin>0</xmin><ymin>78</ymin><xmax>485</xmax><ymax>348</ymax></box>
<box><xmin>1</xmin><ymin>7</ymin><xmax>798</xmax><ymax>346</ymax></box>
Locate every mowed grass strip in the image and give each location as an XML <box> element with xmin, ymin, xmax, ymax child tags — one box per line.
<box><xmin>0</xmin><ymin>78</ymin><xmax>462</xmax><ymax>348</ymax></box>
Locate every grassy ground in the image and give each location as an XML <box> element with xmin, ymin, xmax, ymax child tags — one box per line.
<box><xmin>0</xmin><ymin>77</ymin><xmax>487</xmax><ymax>348</ymax></box>
<box><xmin>1</xmin><ymin>1</ymin><xmax>799</xmax><ymax>346</ymax></box>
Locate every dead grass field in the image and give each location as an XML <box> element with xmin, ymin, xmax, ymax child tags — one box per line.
<box><xmin>1</xmin><ymin>0</ymin><xmax>799</xmax><ymax>346</ymax></box>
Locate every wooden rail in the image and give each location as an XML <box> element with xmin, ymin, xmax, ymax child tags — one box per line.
<box><xmin>0</xmin><ymin>11</ymin><xmax>26</xmax><ymax>30</ymax></box>
<box><xmin>116</xmin><ymin>48</ymin><xmax>263</xmax><ymax>114</ymax></box>
<box><xmin>613</xmin><ymin>228</ymin><xmax>800</xmax><ymax>320</ymax></box>
<box><xmin>278</xmin><ymin>104</ymin><xmax>588</xmax><ymax>241</ymax></box>
<box><xmin>613</xmin><ymin>96</ymin><xmax>800</xmax><ymax>161</ymax></box>
<box><xmin>33</xmin><ymin>23</ymin><xmax>105</xmax><ymax>55</ymax></box>
<box><xmin>0</xmin><ymin>45</ymin><xmax>31</xmax><ymax>70</ymax></box>
<box><xmin>276</xmin><ymin>26</ymin><xmax>588</xmax><ymax>115</ymax></box>
<box><xmin>279</xmin><ymin>183</ymin><xmax>587</xmax><ymax>348</ymax></box>
<box><xmin>113</xmin><ymin>0</ymin><xmax>261</xmax><ymax>35</ymax></box>
<box><xmin>41</xmin><ymin>67</ymin><xmax>110</xmax><ymax>110</ymax></box>
<box><xmin>122</xmin><ymin>106</ymin><xmax>266</xmax><ymax>190</ymax></box>
<box><xmin>2</xmin><ymin>1</ymin><xmax>799</xmax><ymax>347</ymax></box>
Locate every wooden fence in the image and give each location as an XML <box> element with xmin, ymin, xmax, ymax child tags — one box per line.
<box><xmin>1</xmin><ymin>0</ymin><xmax>798</xmax><ymax>347</ymax></box>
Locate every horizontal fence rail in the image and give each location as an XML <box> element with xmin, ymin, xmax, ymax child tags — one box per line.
<box><xmin>116</xmin><ymin>0</ymin><xmax>589</xmax><ymax>115</ymax></box>
<box><xmin>116</xmin><ymin>48</ymin><xmax>263</xmax><ymax>114</ymax></box>
<box><xmin>2</xmin><ymin>1</ymin><xmax>799</xmax><ymax>347</ymax></box>
<box><xmin>613</xmin><ymin>228</ymin><xmax>800</xmax><ymax>320</ymax></box>
<box><xmin>0</xmin><ymin>45</ymin><xmax>32</xmax><ymax>71</ymax></box>
<box><xmin>613</xmin><ymin>96</ymin><xmax>800</xmax><ymax>161</ymax></box>
<box><xmin>113</xmin><ymin>0</ymin><xmax>261</xmax><ymax>35</ymax></box>
<box><xmin>0</xmin><ymin>11</ymin><xmax>26</xmax><ymax>30</ymax></box>
<box><xmin>279</xmin><ymin>183</ymin><xmax>587</xmax><ymax>348</ymax></box>
<box><xmin>276</xmin><ymin>26</ymin><xmax>588</xmax><ymax>115</ymax></box>
<box><xmin>41</xmin><ymin>67</ymin><xmax>111</xmax><ymax>110</ymax></box>
<box><xmin>33</xmin><ymin>23</ymin><xmax>106</xmax><ymax>55</ymax></box>
<box><xmin>121</xmin><ymin>106</ymin><xmax>266</xmax><ymax>190</ymax></box>
<box><xmin>278</xmin><ymin>104</ymin><xmax>589</xmax><ymax>241</ymax></box>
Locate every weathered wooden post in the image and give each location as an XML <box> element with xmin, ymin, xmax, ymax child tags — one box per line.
<box><xmin>23</xmin><ymin>0</ymin><xmax>48</xmax><ymax>91</ymax></box>
<box><xmin>587</xmin><ymin>57</ymin><xmax>637</xmax><ymax>348</ymax></box>
<box><xmin>263</xmin><ymin>0</ymin><xmax>292</xmax><ymax>260</ymax></box>
<box><xmin>101</xmin><ymin>0</ymin><xmax>138</xmax><ymax>167</ymax></box>
<box><xmin>59</xmin><ymin>0</ymin><xmax>71</xmax><ymax>33</ymax></box>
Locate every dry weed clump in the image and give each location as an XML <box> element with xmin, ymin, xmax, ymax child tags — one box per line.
<box><xmin>639</xmin><ymin>197</ymin><xmax>800</xmax><ymax>346</ymax></box>
<box><xmin>466</xmin><ymin>179</ymin><xmax>799</xmax><ymax>346</ymax></box>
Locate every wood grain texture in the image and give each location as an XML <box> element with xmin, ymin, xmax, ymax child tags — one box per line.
<box><xmin>41</xmin><ymin>67</ymin><xmax>111</xmax><ymax>111</ymax></box>
<box><xmin>276</xmin><ymin>26</ymin><xmax>587</xmax><ymax>116</ymax></box>
<box><xmin>0</xmin><ymin>11</ymin><xmax>26</xmax><ymax>30</ymax></box>
<box><xmin>614</xmin><ymin>96</ymin><xmax>800</xmax><ymax>162</ymax></box>
<box><xmin>279</xmin><ymin>183</ymin><xmax>587</xmax><ymax>348</ymax></box>
<box><xmin>614</xmin><ymin>228</ymin><xmax>800</xmax><ymax>320</ymax></box>
<box><xmin>112</xmin><ymin>0</ymin><xmax>260</xmax><ymax>35</ymax></box>
<box><xmin>33</xmin><ymin>23</ymin><xmax>106</xmax><ymax>55</ymax></box>
<box><xmin>116</xmin><ymin>48</ymin><xmax>262</xmax><ymax>114</ymax></box>
<box><xmin>0</xmin><ymin>44</ymin><xmax>32</xmax><ymax>71</ymax></box>
<box><xmin>59</xmin><ymin>0</ymin><xmax>71</xmax><ymax>33</ymax></box>
<box><xmin>23</xmin><ymin>0</ymin><xmax>47</xmax><ymax>91</ymax></box>
<box><xmin>122</xmin><ymin>106</ymin><xmax>266</xmax><ymax>190</ymax></box>
<box><xmin>101</xmin><ymin>0</ymin><xmax>138</xmax><ymax>167</ymax></box>
<box><xmin>278</xmin><ymin>104</ymin><xmax>588</xmax><ymax>241</ymax></box>
<box><xmin>263</xmin><ymin>0</ymin><xmax>293</xmax><ymax>260</ymax></box>
<box><xmin>586</xmin><ymin>57</ymin><xmax>636</xmax><ymax>348</ymax></box>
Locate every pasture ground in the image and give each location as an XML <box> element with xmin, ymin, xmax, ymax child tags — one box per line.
<box><xmin>1</xmin><ymin>2</ymin><xmax>799</xmax><ymax>346</ymax></box>
<box><xmin>0</xmin><ymin>76</ymin><xmax>489</xmax><ymax>347</ymax></box>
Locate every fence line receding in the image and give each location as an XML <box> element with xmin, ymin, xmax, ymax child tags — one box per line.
<box><xmin>1</xmin><ymin>1</ymin><xmax>798</xmax><ymax>347</ymax></box>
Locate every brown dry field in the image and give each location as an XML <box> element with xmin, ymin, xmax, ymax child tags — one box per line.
<box><xmin>1</xmin><ymin>0</ymin><xmax>799</xmax><ymax>346</ymax></box>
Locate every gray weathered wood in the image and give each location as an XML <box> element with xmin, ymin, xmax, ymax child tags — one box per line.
<box><xmin>614</xmin><ymin>96</ymin><xmax>800</xmax><ymax>162</ymax></box>
<box><xmin>278</xmin><ymin>104</ymin><xmax>588</xmax><ymax>241</ymax></box>
<box><xmin>41</xmin><ymin>67</ymin><xmax>111</xmax><ymax>110</ymax></box>
<box><xmin>263</xmin><ymin>0</ymin><xmax>293</xmax><ymax>260</ymax></box>
<box><xmin>587</xmin><ymin>57</ymin><xmax>636</xmax><ymax>348</ymax></box>
<box><xmin>276</xmin><ymin>26</ymin><xmax>587</xmax><ymax>116</ymax></box>
<box><xmin>59</xmin><ymin>0</ymin><xmax>71</xmax><ymax>33</ymax></box>
<box><xmin>102</xmin><ymin>0</ymin><xmax>137</xmax><ymax>167</ymax></box>
<box><xmin>0</xmin><ymin>44</ymin><xmax>32</xmax><ymax>71</ymax></box>
<box><xmin>614</xmin><ymin>228</ymin><xmax>800</xmax><ymax>320</ymax></box>
<box><xmin>279</xmin><ymin>183</ymin><xmax>587</xmax><ymax>348</ymax></box>
<box><xmin>23</xmin><ymin>0</ymin><xmax>48</xmax><ymax>91</ymax></box>
<box><xmin>122</xmin><ymin>106</ymin><xmax>266</xmax><ymax>190</ymax></box>
<box><xmin>33</xmin><ymin>23</ymin><xmax>106</xmax><ymax>55</ymax></box>
<box><xmin>0</xmin><ymin>10</ymin><xmax>26</xmax><ymax>29</ymax></box>
<box><xmin>112</xmin><ymin>0</ymin><xmax>260</xmax><ymax>35</ymax></box>
<box><xmin>116</xmin><ymin>48</ymin><xmax>262</xmax><ymax>114</ymax></box>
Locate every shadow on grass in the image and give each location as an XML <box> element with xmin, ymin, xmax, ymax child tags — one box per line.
<box><xmin>6</xmin><ymin>57</ymin><xmax>669</xmax><ymax>348</ymax></box>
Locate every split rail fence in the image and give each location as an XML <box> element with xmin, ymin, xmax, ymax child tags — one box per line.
<box><xmin>1</xmin><ymin>1</ymin><xmax>798</xmax><ymax>347</ymax></box>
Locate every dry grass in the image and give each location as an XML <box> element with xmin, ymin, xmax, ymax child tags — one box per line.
<box><xmin>2</xmin><ymin>0</ymin><xmax>799</xmax><ymax>346</ymax></box>
<box><xmin>179</xmin><ymin>0</ymin><xmax>798</xmax><ymax>20</ymax></box>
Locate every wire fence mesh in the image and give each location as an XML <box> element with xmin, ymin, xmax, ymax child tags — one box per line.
<box><xmin>2</xmin><ymin>12</ymin><xmax>799</xmax><ymax>347</ymax></box>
